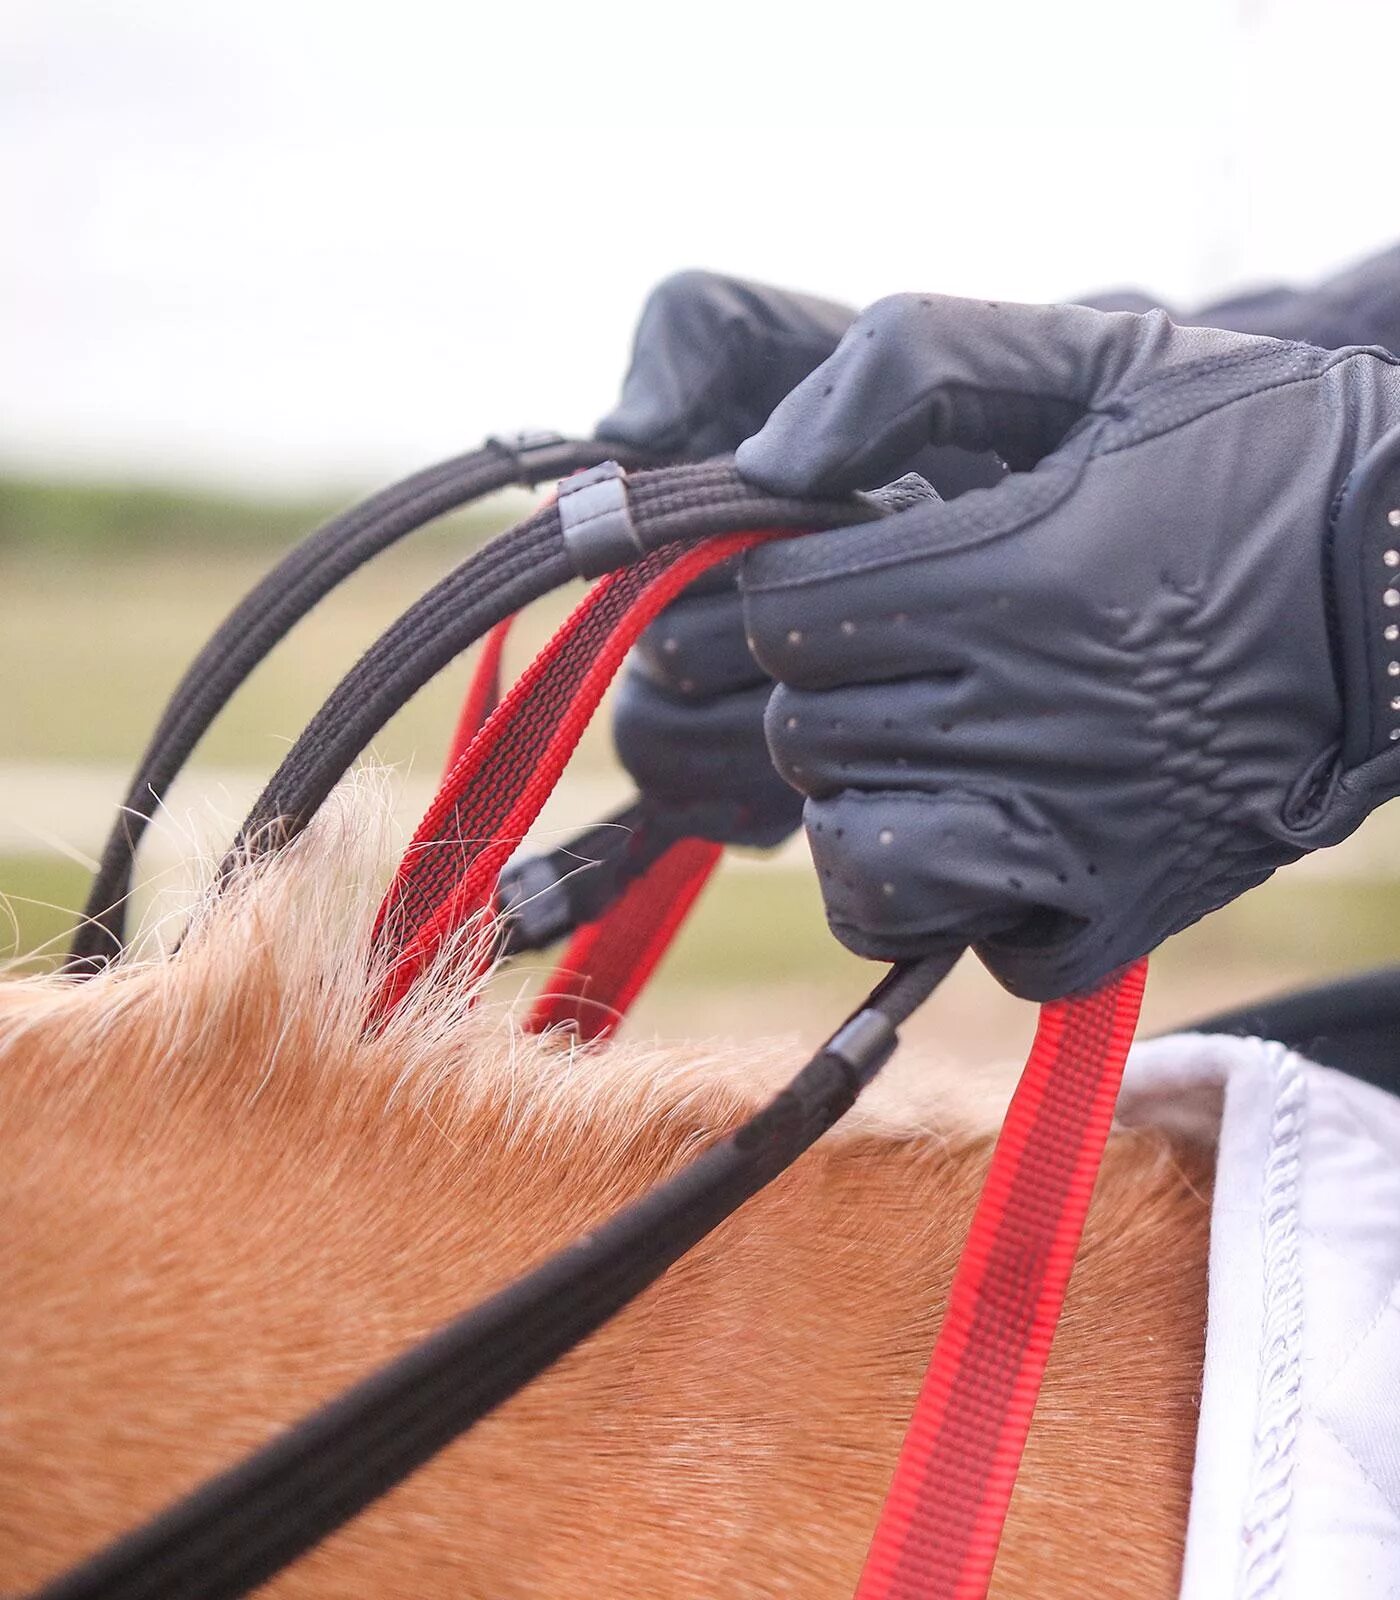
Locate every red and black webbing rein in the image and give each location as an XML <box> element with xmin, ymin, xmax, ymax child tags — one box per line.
<box><xmin>43</xmin><ymin>437</ymin><xmax>1147</xmax><ymax>1600</ymax></box>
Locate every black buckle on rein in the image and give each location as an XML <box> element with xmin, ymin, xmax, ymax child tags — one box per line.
<box><xmin>484</xmin><ymin>429</ymin><xmax>571</xmax><ymax>484</ymax></box>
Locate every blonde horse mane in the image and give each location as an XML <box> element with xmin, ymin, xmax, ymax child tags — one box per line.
<box><xmin>2</xmin><ymin>772</ymin><xmax>1013</xmax><ymax>1156</ymax></box>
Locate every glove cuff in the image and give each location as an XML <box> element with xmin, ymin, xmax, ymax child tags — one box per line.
<box><xmin>1291</xmin><ymin>420</ymin><xmax>1400</xmax><ymax>846</ymax></box>
<box><xmin>1330</xmin><ymin>423</ymin><xmax>1400</xmax><ymax>767</ymax></box>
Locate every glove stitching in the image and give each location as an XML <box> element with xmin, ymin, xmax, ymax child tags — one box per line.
<box><xmin>1101</xmin><ymin>349</ymin><xmax>1386</xmax><ymax>460</ymax></box>
<box><xmin>1110</xmin><ymin>337</ymin><xmax>1321</xmax><ymax>411</ymax></box>
<box><xmin>981</xmin><ymin>586</ymin><xmax>1295</xmax><ymax>992</ymax></box>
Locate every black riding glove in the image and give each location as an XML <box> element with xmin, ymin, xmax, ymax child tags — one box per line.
<box><xmin>732</xmin><ymin>294</ymin><xmax>1400</xmax><ymax>998</ymax></box>
<box><xmin>597</xmin><ymin>272</ymin><xmax>852</xmax><ymax>846</ymax></box>
<box><xmin>598</xmin><ymin>270</ymin><xmax>856</xmax><ymax>463</ymax></box>
<box><xmin>600</xmin><ymin>271</ymin><xmax>1002</xmax><ymax>846</ymax></box>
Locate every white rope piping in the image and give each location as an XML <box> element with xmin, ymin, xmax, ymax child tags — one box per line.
<box><xmin>1237</xmin><ymin>1042</ymin><xmax>1308</xmax><ymax>1600</ymax></box>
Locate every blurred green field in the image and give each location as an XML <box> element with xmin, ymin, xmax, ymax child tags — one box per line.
<box><xmin>1</xmin><ymin>488</ymin><xmax>556</xmax><ymax>768</ymax></box>
<box><xmin>4</xmin><ymin>471</ymin><xmax>1400</xmax><ymax>1061</ymax></box>
<box><xmin>0</xmin><ymin>473</ymin><xmax>349</xmax><ymax>554</ymax></box>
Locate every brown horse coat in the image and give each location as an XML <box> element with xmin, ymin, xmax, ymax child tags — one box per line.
<box><xmin>1</xmin><ymin>794</ymin><xmax>1212</xmax><ymax>1597</ymax></box>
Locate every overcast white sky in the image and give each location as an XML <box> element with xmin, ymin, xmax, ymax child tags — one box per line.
<box><xmin>4</xmin><ymin>0</ymin><xmax>1399</xmax><ymax>488</ymax></box>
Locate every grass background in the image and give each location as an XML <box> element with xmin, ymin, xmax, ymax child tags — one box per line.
<box><xmin>5</xmin><ymin>470</ymin><xmax>1399</xmax><ymax>1060</ymax></box>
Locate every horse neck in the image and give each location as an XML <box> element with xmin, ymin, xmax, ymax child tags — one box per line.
<box><xmin>0</xmin><ymin>951</ymin><xmax>1212</xmax><ymax>1599</ymax></box>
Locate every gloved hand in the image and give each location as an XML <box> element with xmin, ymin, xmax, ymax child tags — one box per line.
<box><xmin>599</xmin><ymin>272</ymin><xmax>853</xmax><ymax>846</ymax></box>
<box><xmin>598</xmin><ymin>270</ymin><xmax>856</xmax><ymax>463</ymax></box>
<box><xmin>600</xmin><ymin>272</ymin><xmax>1004</xmax><ymax>847</ymax></box>
<box><xmin>732</xmin><ymin>294</ymin><xmax>1400</xmax><ymax>998</ymax></box>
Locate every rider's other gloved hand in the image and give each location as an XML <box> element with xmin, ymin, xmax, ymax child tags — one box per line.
<box><xmin>733</xmin><ymin>294</ymin><xmax>1400</xmax><ymax>998</ymax></box>
<box><xmin>598</xmin><ymin>270</ymin><xmax>855</xmax><ymax>462</ymax></box>
<box><xmin>597</xmin><ymin>272</ymin><xmax>852</xmax><ymax>846</ymax></box>
<box><xmin>599</xmin><ymin>272</ymin><xmax>1002</xmax><ymax>847</ymax></box>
